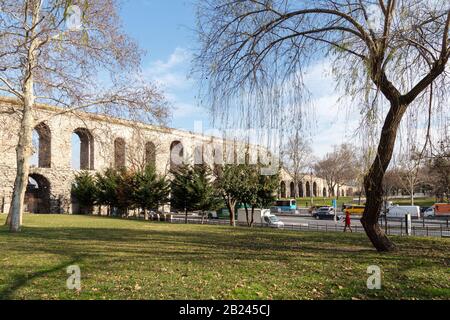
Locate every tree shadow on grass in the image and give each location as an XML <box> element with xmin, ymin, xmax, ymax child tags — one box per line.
<box><xmin>3</xmin><ymin>225</ymin><xmax>372</xmax><ymax>252</ymax></box>
<box><xmin>1</xmin><ymin>219</ymin><xmax>449</xmax><ymax>300</ymax></box>
<box><xmin>0</xmin><ymin>258</ymin><xmax>81</xmax><ymax>300</ymax></box>
<box><xmin>2</xmin><ymin>224</ymin><xmax>447</xmax><ymax>266</ymax></box>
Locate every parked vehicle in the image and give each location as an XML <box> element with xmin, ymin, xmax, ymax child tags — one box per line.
<box><xmin>237</xmin><ymin>208</ymin><xmax>284</xmax><ymax>228</ymax></box>
<box><xmin>423</xmin><ymin>207</ymin><xmax>435</xmax><ymax>218</ymax></box>
<box><xmin>342</xmin><ymin>204</ymin><xmax>365</xmax><ymax>215</ymax></box>
<box><xmin>308</xmin><ymin>205</ymin><xmax>319</xmax><ymax>214</ymax></box>
<box><xmin>208</xmin><ymin>208</ymin><xmax>234</xmax><ymax>220</ymax></box>
<box><xmin>207</xmin><ymin>211</ymin><xmax>219</xmax><ymax>219</ymax></box>
<box><xmin>208</xmin><ymin>204</ymin><xmax>244</xmax><ymax>220</ymax></box>
<box><xmin>312</xmin><ymin>206</ymin><xmax>336</xmax><ymax>220</ymax></box>
<box><xmin>420</xmin><ymin>206</ymin><xmax>430</xmax><ymax>213</ymax></box>
<box><xmin>421</xmin><ymin>204</ymin><xmax>450</xmax><ymax>218</ymax></box>
<box><xmin>386</xmin><ymin>205</ymin><xmax>421</xmax><ymax>219</ymax></box>
<box><xmin>434</xmin><ymin>203</ymin><xmax>450</xmax><ymax>217</ymax></box>
<box><xmin>273</xmin><ymin>200</ymin><xmax>297</xmax><ymax>213</ymax></box>
<box><xmin>381</xmin><ymin>201</ymin><xmax>394</xmax><ymax>214</ymax></box>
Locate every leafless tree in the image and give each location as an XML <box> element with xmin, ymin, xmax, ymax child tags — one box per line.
<box><xmin>354</xmin><ymin>145</ymin><xmax>376</xmax><ymax>204</ymax></box>
<box><xmin>194</xmin><ymin>0</ymin><xmax>450</xmax><ymax>251</ymax></box>
<box><xmin>392</xmin><ymin>148</ymin><xmax>427</xmax><ymax>205</ymax></box>
<box><xmin>126</xmin><ymin>127</ymin><xmax>164</xmax><ymax>172</ymax></box>
<box><xmin>282</xmin><ymin>130</ymin><xmax>312</xmax><ymax>197</ymax></box>
<box><xmin>425</xmin><ymin>138</ymin><xmax>450</xmax><ymax>202</ymax></box>
<box><xmin>314</xmin><ymin>143</ymin><xmax>357</xmax><ymax>198</ymax></box>
<box><xmin>1</xmin><ymin>0</ymin><xmax>170</xmax><ymax>232</ymax></box>
<box><xmin>383</xmin><ymin>168</ymin><xmax>403</xmax><ymax>197</ymax></box>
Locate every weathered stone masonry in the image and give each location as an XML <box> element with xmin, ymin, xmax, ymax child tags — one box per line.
<box><xmin>0</xmin><ymin>97</ymin><xmax>242</xmax><ymax>214</ymax></box>
<box><xmin>0</xmin><ymin>96</ymin><xmax>354</xmax><ymax>215</ymax></box>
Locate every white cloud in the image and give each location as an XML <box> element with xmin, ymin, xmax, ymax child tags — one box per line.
<box><xmin>145</xmin><ymin>47</ymin><xmax>194</xmax><ymax>90</ymax></box>
<box><xmin>151</xmin><ymin>47</ymin><xmax>191</xmax><ymax>74</ymax></box>
<box><xmin>174</xmin><ymin>102</ymin><xmax>203</xmax><ymax>117</ymax></box>
<box><xmin>303</xmin><ymin>56</ymin><xmax>450</xmax><ymax>159</ymax></box>
<box><xmin>302</xmin><ymin>60</ymin><xmax>361</xmax><ymax>157</ymax></box>
<box><xmin>303</xmin><ymin>59</ymin><xmax>335</xmax><ymax>96</ymax></box>
<box><xmin>141</xmin><ymin>47</ymin><xmax>207</xmax><ymax>126</ymax></box>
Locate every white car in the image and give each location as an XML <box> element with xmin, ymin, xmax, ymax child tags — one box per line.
<box><xmin>263</xmin><ymin>214</ymin><xmax>285</xmax><ymax>228</ymax></box>
<box><xmin>238</xmin><ymin>208</ymin><xmax>284</xmax><ymax>228</ymax></box>
<box><xmin>423</xmin><ymin>207</ymin><xmax>435</xmax><ymax>218</ymax></box>
<box><xmin>386</xmin><ymin>205</ymin><xmax>421</xmax><ymax>219</ymax></box>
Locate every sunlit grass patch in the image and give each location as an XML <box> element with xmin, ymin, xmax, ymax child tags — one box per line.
<box><xmin>0</xmin><ymin>214</ymin><xmax>448</xmax><ymax>300</ymax></box>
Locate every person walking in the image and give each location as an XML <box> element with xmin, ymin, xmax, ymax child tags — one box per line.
<box><xmin>344</xmin><ymin>210</ymin><xmax>353</xmax><ymax>233</ymax></box>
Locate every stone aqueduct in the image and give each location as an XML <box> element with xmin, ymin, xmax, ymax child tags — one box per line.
<box><xmin>0</xmin><ymin>97</ymin><xmax>354</xmax><ymax>215</ymax></box>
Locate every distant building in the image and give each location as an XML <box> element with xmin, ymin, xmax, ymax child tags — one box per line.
<box><xmin>278</xmin><ymin>168</ymin><xmax>356</xmax><ymax>200</ymax></box>
<box><xmin>0</xmin><ymin>97</ymin><xmax>276</xmax><ymax>214</ymax></box>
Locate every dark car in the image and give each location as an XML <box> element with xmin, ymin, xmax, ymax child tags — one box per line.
<box><xmin>312</xmin><ymin>206</ymin><xmax>336</xmax><ymax>220</ymax></box>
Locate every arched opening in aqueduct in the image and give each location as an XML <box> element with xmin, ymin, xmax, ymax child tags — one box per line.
<box><xmin>24</xmin><ymin>174</ymin><xmax>51</xmax><ymax>214</ymax></box>
<box><xmin>305</xmin><ymin>182</ymin><xmax>311</xmax><ymax>197</ymax></box>
<box><xmin>298</xmin><ymin>183</ymin><xmax>304</xmax><ymax>197</ymax></box>
<box><xmin>170</xmin><ymin>141</ymin><xmax>184</xmax><ymax>171</ymax></box>
<box><xmin>31</xmin><ymin>123</ymin><xmax>52</xmax><ymax>169</ymax></box>
<box><xmin>72</xmin><ymin>128</ymin><xmax>95</xmax><ymax>170</ymax></box>
<box><xmin>145</xmin><ymin>142</ymin><xmax>156</xmax><ymax>168</ymax></box>
<box><xmin>280</xmin><ymin>181</ymin><xmax>286</xmax><ymax>198</ymax></box>
<box><xmin>114</xmin><ymin>138</ymin><xmax>126</xmax><ymax>168</ymax></box>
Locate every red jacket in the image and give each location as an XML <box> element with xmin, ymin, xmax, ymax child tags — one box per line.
<box><xmin>345</xmin><ymin>213</ymin><xmax>351</xmax><ymax>225</ymax></box>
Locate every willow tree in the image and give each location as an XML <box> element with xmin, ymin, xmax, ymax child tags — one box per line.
<box><xmin>194</xmin><ymin>0</ymin><xmax>450</xmax><ymax>251</ymax></box>
<box><xmin>0</xmin><ymin>0</ymin><xmax>169</xmax><ymax>232</ymax></box>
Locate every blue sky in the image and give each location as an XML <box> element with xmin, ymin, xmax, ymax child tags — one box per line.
<box><xmin>116</xmin><ymin>1</ymin><xmax>360</xmax><ymax>159</ymax></box>
<box><xmin>30</xmin><ymin>1</ymin><xmax>447</xmax><ymax>170</ymax></box>
<box><xmin>50</xmin><ymin>0</ymin><xmax>356</xmax><ymax>171</ymax></box>
<box><xmin>120</xmin><ymin>0</ymin><xmax>209</xmax><ymax>131</ymax></box>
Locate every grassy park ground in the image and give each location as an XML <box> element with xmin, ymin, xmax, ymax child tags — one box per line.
<box><xmin>295</xmin><ymin>197</ymin><xmax>354</xmax><ymax>208</ymax></box>
<box><xmin>0</xmin><ymin>214</ymin><xmax>449</xmax><ymax>300</ymax></box>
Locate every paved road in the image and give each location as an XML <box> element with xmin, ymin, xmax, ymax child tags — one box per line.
<box><xmin>172</xmin><ymin>213</ymin><xmax>448</xmax><ymax>228</ymax></box>
<box><xmin>172</xmin><ymin>212</ymin><xmax>449</xmax><ymax>227</ymax></box>
<box><xmin>278</xmin><ymin>214</ymin><xmax>449</xmax><ymax>227</ymax></box>
<box><xmin>277</xmin><ymin>214</ymin><xmax>450</xmax><ymax>237</ymax></box>
<box><xmin>168</xmin><ymin>213</ymin><xmax>450</xmax><ymax>237</ymax></box>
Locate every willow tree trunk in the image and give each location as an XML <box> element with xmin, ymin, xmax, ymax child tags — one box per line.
<box><xmin>361</xmin><ymin>102</ymin><xmax>408</xmax><ymax>252</ymax></box>
<box><xmin>5</xmin><ymin>1</ymin><xmax>40</xmax><ymax>232</ymax></box>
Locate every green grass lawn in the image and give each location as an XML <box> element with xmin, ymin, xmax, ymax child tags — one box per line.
<box><xmin>0</xmin><ymin>214</ymin><xmax>449</xmax><ymax>300</ymax></box>
<box><xmin>391</xmin><ymin>198</ymin><xmax>437</xmax><ymax>207</ymax></box>
<box><xmin>295</xmin><ymin>197</ymin><xmax>354</xmax><ymax>208</ymax></box>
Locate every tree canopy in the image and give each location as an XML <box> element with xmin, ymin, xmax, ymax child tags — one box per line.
<box><xmin>194</xmin><ymin>0</ymin><xmax>450</xmax><ymax>251</ymax></box>
<box><xmin>1</xmin><ymin>0</ymin><xmax>170</xmax><ymax>231</ymax></box>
